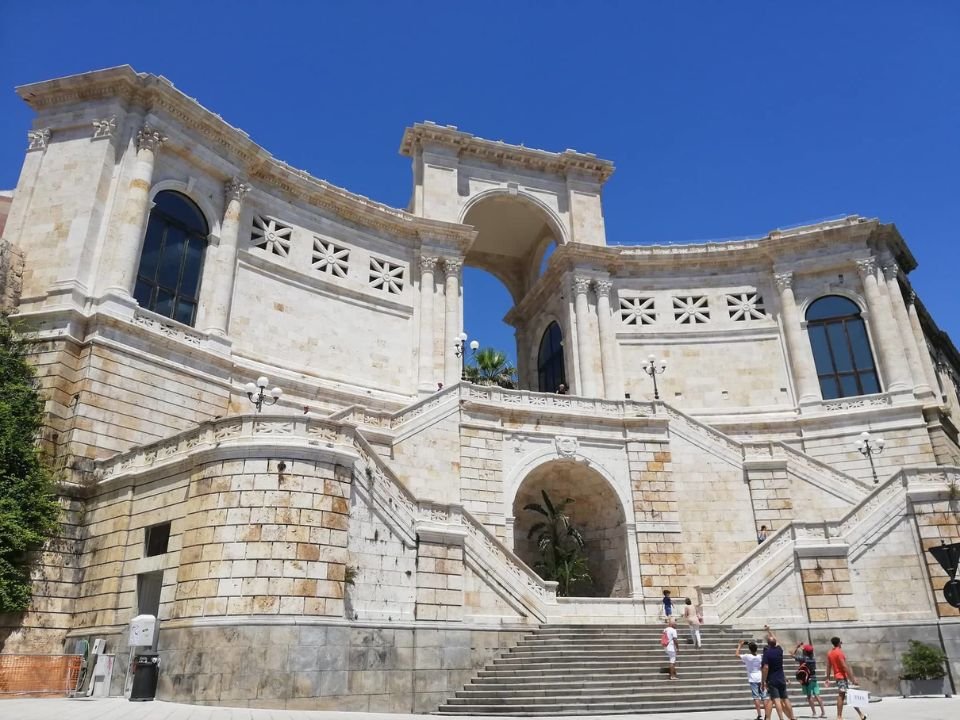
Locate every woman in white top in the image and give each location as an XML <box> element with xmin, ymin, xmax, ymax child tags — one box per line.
<box><xmin>683</xmin><ymin>598</ymin><xmax>702</xmax><ymax>648</ymax></box>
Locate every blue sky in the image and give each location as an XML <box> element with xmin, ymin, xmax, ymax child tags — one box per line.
<box><xmin>1</xmin><ymin>1</ymin><xmax>957</xmax><ymax>365</ymax></box>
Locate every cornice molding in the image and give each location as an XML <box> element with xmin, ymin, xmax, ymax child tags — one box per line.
<box><xmin>16</xmin><ymin>66</ymin><xmax>475</xmax><ymax>246</ymax></box>
<box><xmin>399</xmin><ymin>121</ymin><xmax>615</xmax><ymax>184</ymax></box>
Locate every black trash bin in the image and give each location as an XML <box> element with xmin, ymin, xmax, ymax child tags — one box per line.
<box><xmin>129</xmin><ymin>653</ymin><xmax>160</xmax><ymax>701</ymax></box>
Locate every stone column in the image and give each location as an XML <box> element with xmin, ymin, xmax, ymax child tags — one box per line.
<box><xmin>106</xmin><ymin>123</ymin><xmax>167</xmax><ymax>295</ymax></box>
<box><xmin>856</xmin><ymin>257</ymin><xmax>911</xmax><ymax>393</ymax></box>
<box><xmin>881</xmin><ymin>260</ymin><xmax>933</xmax><ymax>398</ymax></box>
<box><xmin>201</xmin><ymin>177</ymin><xmax>249</xmax><ymax>336</ymax></box>
<box><xmin>417</xmin><ymin>255</ymin><xmax>438</xmax><ymax>390</ymax></box>
<box><xmin>443</xmin><ymin>258</ymin><xmax>462</xmax><ymax>386</ymax></box>
<box><xmin>907</xmin><ymin>292</ymin><xmax>942</xmax><ymax>395</ymax></box>
<box><xmin>572</xmin><ymin>276</ymin><xmax>597</xmax><ymax>397</ymax></box>
<box><xmin>774</xmin><ymin>272</ymin><xmax>820</xmax><ymax>404</ymax></box>
<box><xmin>594</xmin><ymin>279</ymin><xmax>623</xmax><ymax>399</ymax></box>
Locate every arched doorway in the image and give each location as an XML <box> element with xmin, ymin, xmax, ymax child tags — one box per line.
<box><xmin>461</xmin><ymin>192</ymin><xmax>564</xmax><ymax>390</ymax></box>
<box><xmin>537</xmin><ymin>321</ymin><xmax>566</xmax><ymax>393</ymax></box>
<box><xmin>512</xmin><ymin>460</ymin><xmax>629</xmax><ymax>597</ymax></box>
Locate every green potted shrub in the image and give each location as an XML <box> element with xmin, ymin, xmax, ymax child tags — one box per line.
<box><xmin>899</xmin><ymin>640</ymin><xmax>952</xmax><ymax>697</ymax></box>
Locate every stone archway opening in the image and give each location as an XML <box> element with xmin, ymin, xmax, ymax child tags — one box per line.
<box><xmin>461</xmin><ymin>193</ymin><xmax>563</xmax><ymax>391</ymax></box>
<box><xmin>512</xmin><ymin>460</ymin><xmax>629</xmax><ymax>597</ymax></box>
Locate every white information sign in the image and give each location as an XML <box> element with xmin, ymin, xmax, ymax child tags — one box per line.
<box><xmin>128</xmin><ymin>614</ymin><xmax>156</xmax><ymax>647</ymax></box>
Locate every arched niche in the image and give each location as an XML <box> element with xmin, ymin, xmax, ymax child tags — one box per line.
<box><xmin>512</xmin><ymin>460</ymin><xmax>629</xmax><ymax>598</ymax></box>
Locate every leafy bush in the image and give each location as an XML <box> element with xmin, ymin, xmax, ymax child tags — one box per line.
<box><xmin>900</xmin><ymin>640</ymin><xmax>947</xmax><ymax>680</ymax></box>
<box><xmin>0</xmin><ymin>319</ymin><xmax>60</xmax><ymax>613</ymax></box>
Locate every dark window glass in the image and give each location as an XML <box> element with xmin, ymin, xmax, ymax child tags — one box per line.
<box><xmin>134</xmin><ymin>191</ymin><xmax>208</xmax><ymax>327</ymax></box>
<box><xmin>145</xmin><ymin>522</ymin><xmax>171</xmax><ymax>557</ymax></box>
<box><xmin>806</xmin><ymin>295</ymin><xmax>880</xmax><ymax>399</ymax></box>
<box><xmin>537</xmin><ymin>322</ymin><xmax>566</xmax><ymax>393</ymax></box>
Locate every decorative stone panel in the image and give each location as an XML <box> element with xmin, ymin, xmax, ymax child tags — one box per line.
<box><xmin>252</xmin><ymin>215</ymin><xmax>293</xmax><ymax>257</ymax></box>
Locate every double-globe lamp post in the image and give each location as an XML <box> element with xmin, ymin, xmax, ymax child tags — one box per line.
<box><xmin>855</xmin><ymin>430</ymin><xmax>885</xmax><ymax>484</ymax></box>
<box><xmin>455</xmin><ymin>332</ymin><xmax>480</xmax><ymax>381</ymax></box>
<box><xmin>642</xmin><ymin>354</ymin><xmax>667</xmax><ymax>400</ymax></box>
<box><xmin>245</xmin><ymin>376</ymin><xmax>283</xmax><ymax>413</ymax></box>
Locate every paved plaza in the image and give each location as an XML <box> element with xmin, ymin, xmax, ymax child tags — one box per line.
<box><xmin>1</xmin><ymin>697</ymin><xmax>958</xmax><ymax>720</ymax></box>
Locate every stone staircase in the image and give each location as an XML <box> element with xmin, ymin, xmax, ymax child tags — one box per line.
<box><xmin>437</xmin><ymin>624</ymin><xmax>838</xmax><ymax>716</ymax></box>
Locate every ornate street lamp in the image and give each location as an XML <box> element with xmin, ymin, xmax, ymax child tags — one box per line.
<box><xmin>855</xmin><ymin>430</ymin><xmax>885</xmax><ymax>484</ymax></box>
<box><xmin>641</xmin><ymin>354</ymin><xmax>667</xmax><ymax>400</ymax></box>
<box><xmin>455</xmin><ymin>332</ymin><xmax>480</xmax><ymax>381</ymax></box>
<box><xmin>244</xmin><ymin>376</ymin><xmax>282</xmax><ymax>413</ymax></box>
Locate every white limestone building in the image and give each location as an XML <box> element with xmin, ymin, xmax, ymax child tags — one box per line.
<box><xmin>0</xmin><ymin>66</ymin><xmax>958</xmax><ymax>709</ymax></box>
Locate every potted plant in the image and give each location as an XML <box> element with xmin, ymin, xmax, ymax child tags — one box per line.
<box><xmin>899</xmin><ymin>640</ymin><xmax>952</xmax><ymax>697</ymax></box>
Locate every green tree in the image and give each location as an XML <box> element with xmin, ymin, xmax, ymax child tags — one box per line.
<box><xmin>524</xmin><ymin>490</ymin><xmax>591</xmax><ymax>596</ymax></box>
<box><xmin>464</xmin><ymin>347</ymin><xmax>518</xmax><ymax>389</ymax></box>
<box><xmin>0</xmin><ymin>319</ymin><xmax>60</xmax><ymax>613</ymax></box>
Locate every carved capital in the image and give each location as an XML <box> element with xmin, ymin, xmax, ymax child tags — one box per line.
<box><xmin>224</xmin><ymin>176</ymin><xmax>251</xmax><ymax>205</ymax></box>
<box><xmin>27</xmin><ymin>128</ymin><xmax>51</xmax><ymax>151</ymax></box>
<box><xmin>136</xmin><ymin>123</ymin><xmax>167</xmax><ymax>153</ymax></box>
<box><xmin>419</xmin><ymin>255</ymin><xmax>439</xmax><ymax>273</ymax></box>
<box><xmin>443</xmin><ymin>257</ymin><xmax>463</xmax><ymax>277</ymax></box>
<box><xmin>855</xmin><ymin>257</ymin><xmax>877</xmax><ymax>279</ymax></box>
<box><xmin>881</xmin><ymin>260</ymin><xmax>900</xmax><ymax>281</ymax></box>
<box><xmin>773</xmin><ymin>271</ymin><xmax>793</xmax><ymax>292</ymax></box>
<box><xmin>571</xmin><ymin>276</ymin><xmax>592</xmax><ymax>295</ymax></box>
<box><xmin>594</xmin><ymin>279</ymin><xmax>614</xmax><ymax>295</ymax></box>
<box><xmin>92</xmin><ymin>116</ymin><xmax>117</xmax><ymax>140</ymax></box>
<box><xmin>908</xmin><ymin>289</ymin><xmax>917</xmax><ymax>306</ymax></box>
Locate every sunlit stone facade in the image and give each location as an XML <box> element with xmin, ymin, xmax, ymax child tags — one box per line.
<box><xmin>1</xmin><ymin>66</ymin><xmax>958</xmax><ymax>707</ymax></box>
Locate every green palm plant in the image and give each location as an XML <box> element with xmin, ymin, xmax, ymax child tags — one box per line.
<box><xmin>464</xmin><ymin>347</ymin><xmax>518</xmax><ymax>389</ymax></box>
<box><xmin>524</xmin><ymin>490</ymin><xmax>591</xmax><ymax>596</ymax></box>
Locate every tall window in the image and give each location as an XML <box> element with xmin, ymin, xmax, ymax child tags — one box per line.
<box><xmin>133</xmin><ymin>191</ymin><xmax>208</xmax><ymax>326</ymax></box>
<box><xmin>537</xmin><ymin>321</ymin><xmax>566</xmax><ymax>393</ymax></box>
<box><xmin>806</xmin><ymin>296</ymin><xmax>880</xmax><ymax>400</ymax></box>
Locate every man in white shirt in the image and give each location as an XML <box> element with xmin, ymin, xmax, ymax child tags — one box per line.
<box><xmin>736</xmin><ymin>638</ymin><xmax>770</xmax><ymax>720</ymax></box>
<box><xmin>663</xmin><ymin>618</ymin><xmax>679</xmax><ymax>680</ymax></box>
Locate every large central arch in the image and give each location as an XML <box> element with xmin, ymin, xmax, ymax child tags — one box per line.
<box><xmin>512</xmin><ymin>460</ymin><xmax>629</xmax><ymax>597</ymax></box>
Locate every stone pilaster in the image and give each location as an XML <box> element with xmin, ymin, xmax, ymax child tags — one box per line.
<box><xmin>907</xmin><ymin>292</ymin><xmax>942</xmax><ymax>395</ymax></box>
<box><xmin>106</xmin><ymin>122</ymin><xmax>167</xmax><ymax>296</ymax></box>
<box><xmin>417</xmin><ymin>255</ymin><xmax>439</xmax><ymax>391</ymax></box>
<box><xmin>627</xmin><ymin>439</ymin><xmax>680</xmax><ymax>595</ymax></box>
<box><xmin>881</xmin><ymin>260</ymin><xmax>933</xmax><ymax>398</ymax></box>
<box><xmin>774</xmin><ymin>271</ymin><xmax>820</xmax><ymax>404</ymax></box>
<box><xmin>200</xmin><ymin>177</ymin><xmax>249</xmax><ymax>337</ymax></box>
<box><xmin>594</xmin><ymin>279</ymin><xmax>623</xmax><ymax>400</ymax></box>
<box><xmin>799</xmin><ymin>555</ymin><xmax>857</xmax><ymax>622</ymax></box>
<box><xmin>443</xmin><ymin>258</ymin><xmax>462</xmax><ymax>386</ymax></box>
<box><xmin>857</xmin><ymin>257</ymin><xmax>911</xmax><ymax>394</ymax></box>
<box><xmin>572</xmin><ymin>276</ymin><xmax>597</xmax><ymax>397</ymax></box>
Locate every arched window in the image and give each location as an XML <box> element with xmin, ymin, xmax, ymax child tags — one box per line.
<box><xmin>537</xmin><ymin>321</ymin><xmax>566</xmax><ymax>393</ymax></box>
<box><xmin>806</xmin><ymin>296</ymin><xmax>880</xmax><ymax>400</ymax></box>
<box><xmin>133</xmin><ymin>191</ymin><xmax>208</xmax><ymax>327</ymax></box>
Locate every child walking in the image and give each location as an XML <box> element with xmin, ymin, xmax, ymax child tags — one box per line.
<box><xmin>662</xmin><ymin>589</ymin><xmax>673</xmax><ymax>618</ymax></box>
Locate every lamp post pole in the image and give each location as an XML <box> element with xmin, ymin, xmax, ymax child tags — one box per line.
<box><xmin>855</xmin><ymin>430</ymin><xmax>885</xmax><ymax>484</ymax></box>
<box><xmin>455</xmin><ymin>333</ymin><xmax>480</xmax><ymax>382</ymax></box>
<box><xmin>244</xmin><ymin>376</ymin><xmax>283</xmax><ymax>413</ymax></box>
<box><xmin>641</xmin><ymin>354</ymin><xmax>667</xmax><ymax>400</ymax></box>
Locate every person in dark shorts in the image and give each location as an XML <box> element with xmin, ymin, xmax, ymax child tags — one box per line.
<box><xmin>662</xmin><ymin>589</ymin><xmax>673</xmax><ymax>618</ymax></box>
<box><xmin>825</xmin><ymin>636</ymin><xmax>866</xmax><ymax>720</ymax></box>
<box><xmin>761</xmin><ymin>626</ymin><xmax>795</xmax><ymax>720</ymax></box>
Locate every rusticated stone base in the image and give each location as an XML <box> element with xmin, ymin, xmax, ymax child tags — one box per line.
<box><xmin>149</xmin><ymin>621</ymin><xmax>524</xmax><ymax>712</ymax></box>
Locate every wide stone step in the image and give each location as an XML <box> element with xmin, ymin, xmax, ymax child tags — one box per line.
<box><xmin>477</xmin><ymin>666</ymin><xmax>746</xmax><ymax>679</ymax></box>
<box><xmin>435</xmin><ymin>696</ymin><xmax>782</xmax><ymax>715</ymax></box>
<box><xmin>471</xmin><ymin>673</ymin><xmax>751</xmax><ymax>686</ymax></box>
<box><xmin>490</xmin><ymin>657</ymin><xmax>736</xmax><ymax>668</ymax></box>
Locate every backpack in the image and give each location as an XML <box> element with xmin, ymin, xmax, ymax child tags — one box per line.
<box><xmin>796</xmin><ymin>661</ymin><xmax>811</xmax><ymax>686</ymax></box>
<box><xmin>660</xmin><ymin>630</ymin><xmax>670</xmax><ymax>647</ymax></box>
